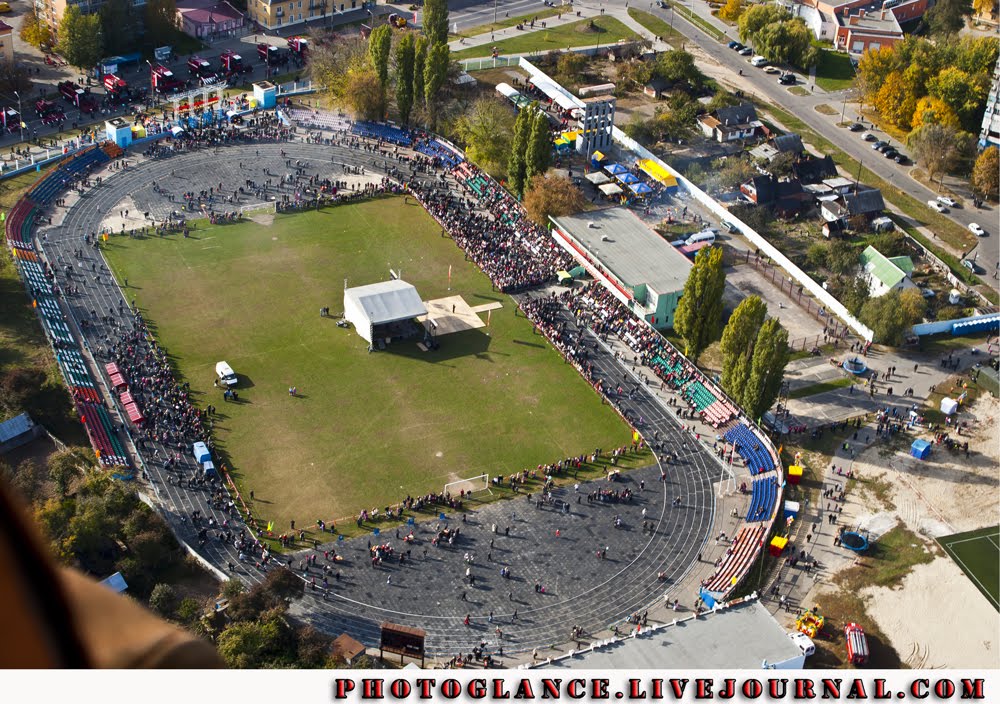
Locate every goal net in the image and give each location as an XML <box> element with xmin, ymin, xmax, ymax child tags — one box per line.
<box><xmin>444</xmin><ymin>473</ymin><xmax>491</xmax><ymax>500</ymax></box>
<box><xmin>239</xmin><ymin>201</ymin><xmax>277</xmax><ymax>218</ymax></box>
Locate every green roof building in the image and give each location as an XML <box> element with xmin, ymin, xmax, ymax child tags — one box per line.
<box><xmin>859</xmin><ymin>245</ymin><xmax>915</xmax><ymax>297</ymax></box>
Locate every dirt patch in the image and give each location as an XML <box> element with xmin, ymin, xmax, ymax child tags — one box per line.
<box><xmin>250</xmin><ymin>213</ymin><xmax>275</xmax><ymax>227</ymax></box>
<box><xmin>861</xmin><ymin>556</ymin><xmax>1000</xmax><ymax>668</ymax></box>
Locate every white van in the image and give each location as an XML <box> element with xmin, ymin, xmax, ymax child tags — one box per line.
<box><xmin>685</xmin><ymin>229</ymin><xmax>717</xmax><ymax>247</ymax></box>
<box><xmin>750</xmin><ymin>55</ymin><xmax>768</xmax><ymax>67</ymax></box>
<box><xmin>788</xmin><ymin>631</ymin><xmax>816</xmax><ymax>658</ymax></box>
<box><xmin>215</xmin><ymin>361</ymin><xmax>238</xmax><ymax>386</ymax></box>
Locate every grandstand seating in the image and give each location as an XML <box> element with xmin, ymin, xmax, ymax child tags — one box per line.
<box><xmin>415</xmin><ymin>139</ymin><xmax>463</xmax><ymax>169</ymax></box>
<box><xmin>286</xmin><ymin>108</ymin><xmax>351</xmax><ymax>132</ymax></box>
<box><xmin>27</xmin><ymin>145</ymin><xmax>110</xmax><ymax>205</ymax></box>
<box><xmin>724</xmin><ymin>423</ymin><xmax>776</xmax><ymax>475</ymax></box>
<box><xmin>745</xmin><ymin>474</ymin><xmax>778</xmax><ymax>522</ymax></box>
<box><xmin>5</xmin><ymin>200</ymin><xmax>37</xmax><ymax>251</ymax></box>
<box><xmin>703</xmin><ymin>524</ymin><xmax>766</xmax><ymax>594</ymax></box>
<box><xmin>684</xmin><ymin>380</ymin><xmax>716</xmax><ymax>412</ymax></box>
<box><xmin>350</xmin><ymin>121</ymin><xmax>412</xmax><ymax>146</ymax></box>
<box><xmin>79</xmin><ymin>402</ymin><xmax>128</xmax><ymax>465</ymax></box>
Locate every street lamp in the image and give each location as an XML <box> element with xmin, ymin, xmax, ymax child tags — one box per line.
<box><xmin>13</xmin><ymin>90</ymin><xmax>22</xmax><ymax>143</ymax></box>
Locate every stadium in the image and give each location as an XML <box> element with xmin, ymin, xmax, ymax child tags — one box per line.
<box><xmin>4</xmin><ymin>106</ymin><xmax>783</xmax><ymax>659</ymax></box>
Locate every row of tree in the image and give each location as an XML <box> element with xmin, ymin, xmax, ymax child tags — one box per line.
<box><xmin>857</xmin><ymin>35</ymin><xmax>998</xmax><ymax>134</ymax></box>
<box><xmin>21</xmin><ymin>0</ymin><xmax>180</xmax><ymax>71</ymax></box>
<box><xmin>674</xmin><ymin>248</ymin><xmax>790</xmax><ymax>419</ymax></box>
<box><xmin>507</xmin><ymin>106</ymin><xmax>553</xmax><ymax>197</ymax></box>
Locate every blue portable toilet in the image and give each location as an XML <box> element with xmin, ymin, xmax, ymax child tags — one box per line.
<box><xmin>910</xmin><ymin>438</ymin><xmax>931</xmax><ymax>460</ymax></box>
<box><xmin>192</xmin><ymin>441</ymin><xmax>210</xmax><ymax>464</ymax></box>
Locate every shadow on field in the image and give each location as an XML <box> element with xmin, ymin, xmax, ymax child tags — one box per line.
<box><xmin>236</xmin><ymin>374</ymin><xmax>256</xmax><ymax>389</ymax></box>
<box><xmin>387</xmin><ymin>328</ymin><xmax>492</xmax><ymax>363</ymax></box>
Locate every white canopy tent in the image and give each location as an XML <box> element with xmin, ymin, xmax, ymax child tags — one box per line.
<box><xmin>585</xmin><ymin>171</ymin><xmax>611</xmax><ymax>185</ymax></box>
<box><xmin>344</xmin><ymin>280</ymin><xmax>427</xmax><ymax>344</ymax></box>
<box><xmin>599</xmin><ymin>183</ymin><xmax>624</xmax><ymax>196</ymax></box>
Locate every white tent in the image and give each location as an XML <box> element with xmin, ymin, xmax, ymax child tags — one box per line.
<box><xmin>585</xmin><ymin>172</ymin><xmax>611</xmax><ymax>185</ymax></box>
<box><xmin>599</xmin><ymin>183</ymin><xmax>624</xmax><ymax>196</ymax></box>
<box><xmin>940</xmin><ymin>397</ymin><xmax>959</xmax><ymax>416</ymax></box>
<box><xmin>344</xmin><ymin>280</ymin><xmax>427</xmax><ymax>344</ymax></box>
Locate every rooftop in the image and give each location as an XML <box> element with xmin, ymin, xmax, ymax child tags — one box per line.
<box><xmin>344</xmin><ymin>279</ymin><xmax>427</xmax><ymax>325</ymax></box>
<box><xmin>551</xmin><ymin>208</ymin><xmax>692</xmax><ymax>295</ymax></box>
<box><xmin>860</xmin><ymin>245</ymin><xmax>913</xmax><ymax>288</ymax></box>
<box><xmin>837</xmin><ymin>4</ymin><xmax>901</xmax><ymax>33</ymax></box>
<box><xmin>544</xmin><ymin>599</ymin><xmax>805</xmax><ymax>670</ymax></box>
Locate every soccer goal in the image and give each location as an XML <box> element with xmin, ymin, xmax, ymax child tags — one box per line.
<box><xmin>444</xmin><ymin>473</ymin><xmax>491</xmax><ymax>500</ymax></box>
<box><xmin>239</xmin><ymin>201</ymin><xmax>277</xmax><ymax>218</ymax></box>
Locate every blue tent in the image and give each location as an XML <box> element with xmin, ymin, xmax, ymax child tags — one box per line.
<box><xmin>604</xmin><ymin>163</ymin><xmax>628</xmax><ymax>176</ymax></box>
<box><xmin>629</xmin><ymin>182</ymin><xmax>653</xmax><ymax>195</ymax></box>
<box><xmin>618</xmin><ymin>172</ymin><xmax>641</xmax><ymax>185</ymax></box>
<box><xmin>910</xmin><ymin>438</ymin><xmax>931</xmax><ymax>460</ymax></box>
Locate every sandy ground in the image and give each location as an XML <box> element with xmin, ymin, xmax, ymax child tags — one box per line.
<box><xmin>860</xmin><ymin>557</ymin><xmax>1000</xmax><ymax>669</ymax></box>
<box><xmin>826</xmin><ymin>394</ymin><xmax>1000</xmax><ymax>668</ymax></box>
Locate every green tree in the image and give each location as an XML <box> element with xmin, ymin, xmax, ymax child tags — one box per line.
<box><xmin>737</xmin><ymin>4</ymin><xmax>790</xmax><ymax>43</ymax></box>
<box><xmin>709</xmin><ymin>156</ymin><xmax>755</xmax><ymax>190</ymax></box>
<box><xmin>342</xmin><ymin>66</ymin><xmax>386</xmax><ymax>120</ymax></box>
<box><xmin>394</xmin><ymin>33</ymin><xmax>416</xmax><ymax>125</ymax></box>
<box><xmin>413</xmin><ymin>35</ymin><xmax>428</xmax><ymax>112</ymax></box>
<box><xmin>100</xmin><ymin>0</ymin><xmax>140</xmax><ymax>55</ymax></box>
<box><xmin>719</xmin><ymin>295</ymin><xmax>767</xmax><ymax>403</ymax></box>
<box><xmin>422</xmin><ymin>0</ymin><xmax>450</xmax><ymax>45</ymax></box>
<box><xmin>927</xmin><ymin>66</ymin><xmax>990</xmax><ymax>132</ymax></box>
<box><xmin>742</xmin><ymin>317</ymin><xmax>790</xmax><ymax>419</ymax></box>
<box><xmin>149</xmin><ymin>583</ymin><xmax>178</xmax><ymax>617</ymax></box>
<box><xmin>524</xmin><ymin>111</ymin><xmax>552</xmax><ymax>182</ymax></box>
<box><xmin>859</xmin><ymin>288</ymin><xmax>925</xmax><ymax>345</ymax></box>
<box><xmin>555</xmin><ymin>52</ymin><xmax>588</xmax><ymax>87</ymax></box>
<box><xmin>840</xmin><ymin>275</ymin><xmax>871</xmax><ymax>316</ymax></box>
<box><xmin>19</xmin><ymin>7</ymin><xmax>52</xmax><ymax>49</ymax></box>
<box><xmin>144</xmin><ymin>0</ymin><xmax>178</xmax><ymax>47</ymax></box>
<box><xmin>48</xmin><ymin>448</ymin><xmax>91</xmax><ymax>497</ymax></box>
<box><xmin>754</xmin><ymin>18</ymin><xmax>819</xmax><ymax>69</ymax></box>
<box><xmin>674</xmin><ymin>247</ymin><xmax>726</xmax><ymax>362</ymax></box>
<box><xmin>522</xmin><ymin>174</ymin><xmax>587</xmax><ymax>226</ymax></box>
<box><xmin>907</xmin><ymin>123</ymin><xmax>973</xmax><ymax>186</ymax></box>
<box><xmin>507</xmin><ymin>107</ymin><xmax>532</xmax><ymax>196</ymax></box>
<box><xmin>971</xmin><ymin>145</ymin><xmax>999</xmax><ymax>199</ymax></box>
<box><xmin>454</xmin><ymin>96</ymin><xmax>514</xmax><ymax>175</ymax></box>
<box><xmin>0</xmin><ymin>458</ymin><xmax>44</xmax><ymax>504</ymax></box>
<box><xmin>307</xmin><ymin>33</ymin><xmax>367</xmax><ymax>97</ymax></box>
<box><xmin>827</xmin><ymin>239</ymin><xmax>859</xmax><ymax>276</ymax></box>
<box><xmin>423</xmin><ymin>42</ymin><xmax>450</xmax><ymax>130</ymax></box>
<box><xmin>925</xmin><ymin>0</ymin><xmax>972</xmax><ymax>36</ymax></box>
<box><xmin>368</xmin><ymin>24</ymin><xmax>392</xmax><ymax>88</ymax></box>
<box><xmin>653</xmin><ymin>50</ymin><xmax>706</xmax><ymax>88</ymax></box>
<box><xmin>58</xmin><ymin>5</ymin><xmax>104</xmax><ymax>70</ymax></box>
<box><xmin>718</xmin><ymin>0</ymin><xmax>744</xmax><ymax>23</ymax></box>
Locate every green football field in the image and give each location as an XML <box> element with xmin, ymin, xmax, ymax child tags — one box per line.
<box><xmin>937</xmin><ymin>526</ymin><xmax>1000</xmax><ymax>611</ymax></box>
<box><xmin>104</xmin><ymin>197</ymin><xmax>634</xmax><ymax>529</ymax></box>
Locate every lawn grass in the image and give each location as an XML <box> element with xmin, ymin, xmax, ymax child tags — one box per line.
<box><xmin>627</xmin><ymin>8</ymin><xmax>686</xmax><ymax>47</ymax></box>
<box><xmin>663</xmin><ymin>0</ymin><xmax>725</xmax><ymax>40</ymax></box>
<box><xmin>937</xmin><ymin>526</ymin><xmax>1000</xmax><ymax>611</ymax></box>
<box><xmin>451</xmin><ymin>6</ymin><xmax>563</xmax><ymax>39</ymax></box>
<box><xmin>453</xmin><ymin>17</ymin><xmax>637</xmax><ymax>59</ymax></box>
<box><xmin>787</xmin><ymin>376</ymin><xmax>854</xmax><ymax>399</ymax></box>
<box><xmin>814</xmin><ymin>50</ymin><xmax>856</xmax><ymax>92</ymax></box>
<box><xmin>103</xmin><ymin>197</ymin><xmax>636</xmax><ymax>531</ymax></box>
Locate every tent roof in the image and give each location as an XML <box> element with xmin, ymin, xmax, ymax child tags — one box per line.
<box><xmin>605</xmin><ymin>163</ymin><xmax>628</xmax><ymax>175</ymax></box>
<box><xmin>629</xmin><ymin>182</ymin><xmax>653</xmax><ymax>194</ymax></box>
<box><xmin>599</xmin><ymin>183</ymin><xmax>624</xmax><ymax>195</ymax></box>
<box><xmin>585</xmin><ymin>171</ymin><xmax>611</xmax><ymax>185</ymax></box>
<box><xmin>0</xmin><ymin>413</ymin><xmax>34</xmax><ymax>444</ymax></box>
<box><xmin>345</xmin><ymin>280</ymin><xmax>427</xmax><ymax>325</ymax></box>
<box><xmin>618</xmin><ymin>172</ymin><xmax>640</xmax><ymax>185</ymax></box>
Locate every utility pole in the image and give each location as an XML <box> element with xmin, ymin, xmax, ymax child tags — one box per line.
<box><xmin>13</xmin><ymin>90</ymin><xmax>22</xmax><ymax>143</ymax></box>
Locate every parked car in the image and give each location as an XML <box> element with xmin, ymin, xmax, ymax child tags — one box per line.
<box><xmin>750</xmin><ymin>55</ymin><xmax>768</xmax><ymax>67</ymax></box>
<box><xmin>764</xmin><ymin>65</ymin><xmax>781</xmax><ymax>74</ymax></box>
<box><xmin>927</xmin><ymin>199</ymin><xmax>947</xmax><ymax>213</ymax></box>
<box><xmin>969</xmin><ymin>222</ymin><xmax>986</xmax><ymax>236</ymax></box>
<box><xmin>728</xmin><ymin>40</ymin><xmax>743</xmax><ymax>50</ymax></box>
<box><xmin>873</xmin><ymin>140</ymin><xmax>889</xmax><ymax>151</ymax></box>
<box><xmin>962</xmin><ymin>259</ymin><xmax>982</xmax><ymax>274</ymax></box>
<box><xmin>936</xmin><ymin>196</ymin><xmax>958</xmax><ymax>207</ymax></box>
<box><xmin>849</xmin><ymin>122</ymin><xmax>865</xmax><ymax>131</ymax></box>
<box><xmin>720</xmin><ymin>220</ymin><xmax>738</xmax><ymax>233</ymax></box>
<box><xmin>893</xmin><ymin>153</ymin><xmax>909</xmax><ymax>165</ymax></box>
<box><xmin>738</xmin><ymin>46</ymin><xmax>753</xmax><ymax>56</ymax></box>
<box><xmin>883</xmin><ymin>148</ymin><xmax>898</xmax><ymax>159</ymax></box>
<box><xmin>862</xmin><ymin>132</ymin><xmax>878</xmax><ymax>142</ymax></box>
<box><xmin>920</xmin><ymin>288</ymin><xmax>936</xmax><ymax>298</ymax></box>
<box><xmin>778</xmin><ymin>73</ymin><xmax>796</xmax><ymax>85</ymax></box>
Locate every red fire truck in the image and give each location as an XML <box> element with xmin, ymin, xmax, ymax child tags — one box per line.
<box><xmin>287</xmin><ymin>36</ymin><xmax>308</xmax><ymax>56</ymax></box>
<box><xmin>58</xmin><ymin>81</ymin><xmax>98</xmax><ymax>114</ymax></box>
<box><xmin>844</xmin><ymin>623</ymin><xmax>869</xmax><ymax>666</ymax></box>
<box><xmin>187</xmin><ymin>56</ymin><xmax>220</xmax><ymax>85</ymax></box>
<box><xmin>257</xmin><ymin>42</ymin><xmax>285</xmax><ymax>66</ymax></box>
<box><xmin>35</xmin><ymin>99</ymin><xmax>66</xmax><ymax>125</ymax></box>
<box><xmin>220</xmin><ymin>49</ymin><xmax>251</xmax><ymax>77</ymax></box>
<box><xmin>1</xmin><ymin>107</ymin><xmax>20</xmax><ymax>133</ymax></box>
<box><xmin>151</xmin><ymin>64</ymin><xmax>185</xmax><ymax>94</ymax></box>
<box><xmin>103</xmin><ymin>74</ymin><xmax>130</xmax><ymax>103</ymax></box>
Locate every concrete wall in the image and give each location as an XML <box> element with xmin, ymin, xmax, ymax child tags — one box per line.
<box><xmin>608</xmin><ymin>125</ymin><xmax>876</xmax><ymax>341</ymax></box>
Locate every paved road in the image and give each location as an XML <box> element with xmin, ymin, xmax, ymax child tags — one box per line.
<box><xmin>36</xmin><ymin>134</ymin><xmax>719</xmax><ymax>657</ymax></box>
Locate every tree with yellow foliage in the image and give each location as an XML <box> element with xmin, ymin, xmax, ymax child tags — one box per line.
<box><xmin>874</xmin><ymin>71</ymin><xmax>917</xmax><ymax>130</ymax></box>
<box><xmin>911</xmin><ymin>96</ymin><xmax>961</xmax><ymax>130</ymax></box>
<box><xmin>719</xmin><ymin>0</ymin><xmax>744</xmax><ymax>23</ymax></box>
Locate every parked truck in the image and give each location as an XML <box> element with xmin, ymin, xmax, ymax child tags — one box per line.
<box><xmin>287</xmin><ymin>36</ymin><xmax>308</xmax><ymax>56</ymax></box>
<box><xmin>844</xmin><ymin>623</ymin><xmax>869</xmax><ymax>666</ymax></box>
<box><xmin>35</xmin><ymin>99</ymin><xmax>66</xmax><ymax>125</ymax></box>
<box><xmin>220</xmin><ymin>49</ymin><xmax>250</xmax><ymax>77</ymax></box>
<box><xmin>187</xmin><ymin>56</ymin><xmax>219</xmax><ymax>85</ymax></box>
<box><xmin>257</xmin><ymin>42</ymin><xmax>286</xmax><ymax>66</ymax></box>
<box><xmin>57</xmin><ymin>81</ymin><xmax>98</xmax><ymax>115</ymax></box>
<box><xmin>150</xmin><ymin>64</ymin><xmax>184</xmax><ymax>94</ymax></box>
<box><xmin>103</xmin><ymin>74</ymin><xmax>130</xmax><ymax>103</ymax></box>
<box><xmin>1</xmin><ymin>107</ymin><xmax>19</xmax><ymax>133</ymax></box>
